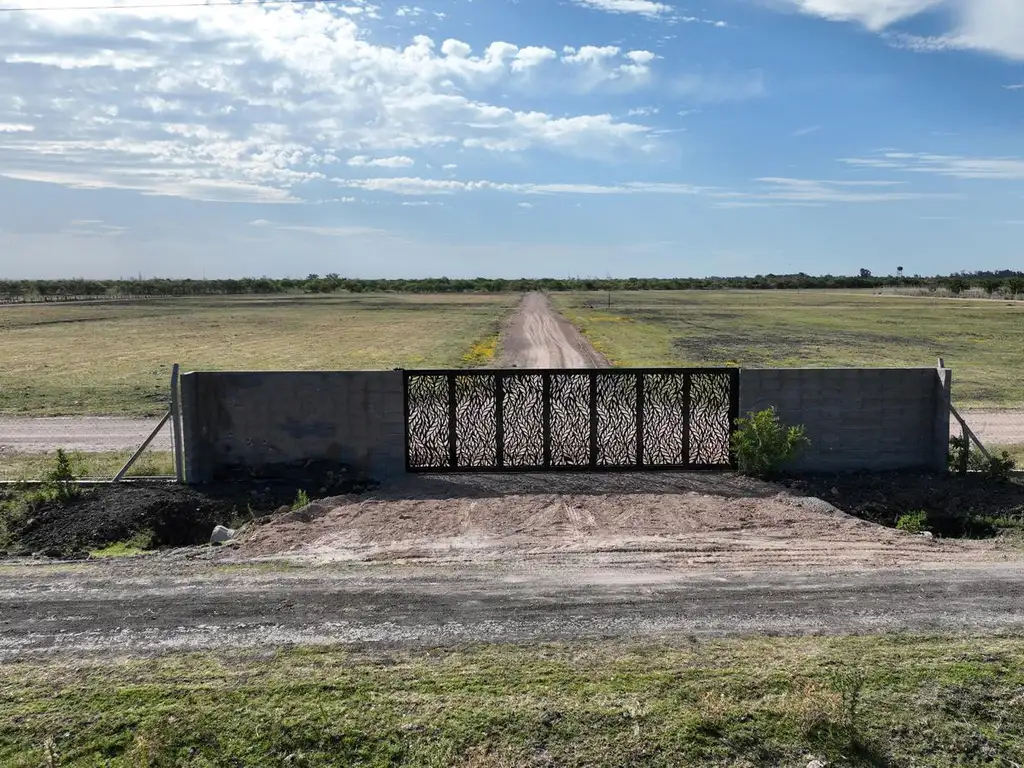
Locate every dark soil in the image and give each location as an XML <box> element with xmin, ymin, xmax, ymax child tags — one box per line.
<box><xmin>7</xmin><ymin>468</ymin><xmax>374</xmax><ymax>556</ymax></box>
<box><xmin>781</xmin><ymin>471</ymin><xmax>1024</xmax><ymax>538</ymax></box>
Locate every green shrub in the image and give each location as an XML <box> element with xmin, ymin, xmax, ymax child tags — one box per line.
<box><xmin>45</xmin><ymin>449</ymin><xmax>80</xmax><ymax>504</ymax></box>
<box><xmin>949</xmin><ymin>437</ymin><xmax>1016</xmax><ymax>479</ymax></box>
<box><xmin>731</xmin><ymin>407</ymin><xmax>809</xmax><ymax>479</ymax></box>
<box><xmin>292</xmin><ymin>489</ymin><xmax>310</xmax><ymax>510</ymax></box>
<box><xmin>896</xmin><ymin>510</ymin><xmax>929</xmax><ymax>534</ymax></box>
<box><xmin>986</xmin><ymin>451</ymin><xmax>1017</xmax><ymax>481</ymax></box>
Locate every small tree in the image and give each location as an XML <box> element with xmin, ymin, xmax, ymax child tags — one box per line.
<box><xmin>1006</xmin><ymin>277</ymin><xmax>1024</xmax><ymax>297</ymax></box>
<box><xmin>731</xmin><ymin>407</ymin><xmax>809</xmax><ymax>479</ymax></box>
<box><xmin>859</xmin><ymin>268</ymin><xmax>872</xmax><ymax>278</ymax></box>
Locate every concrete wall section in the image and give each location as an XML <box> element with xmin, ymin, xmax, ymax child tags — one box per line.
<box><xmin>180</xmin><ymin>371</ymin><xmax>405</xmax><ymax>484</ymax></box>
<box><xmin>739</xmin><ymin>368</ymin><xmax>949</xmax><ymax>472</ymax></box>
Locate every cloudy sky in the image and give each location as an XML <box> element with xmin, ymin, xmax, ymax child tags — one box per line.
<box><xmin>0</xmin><ymin>0</ymin><xmax>1022</xmax><ymax>279</ymax></box>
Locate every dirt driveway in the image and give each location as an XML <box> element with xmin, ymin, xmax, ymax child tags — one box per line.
<box><xmin>498</xmin><ymin>292</ymin><xmax>608</xmax><ymax>368</ymax></box>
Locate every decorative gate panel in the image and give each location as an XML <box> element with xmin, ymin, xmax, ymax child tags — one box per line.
<box><xmin>404</xmin><ymin>369</ymin><xmax>738</xmax><ymax>472</ymax></box>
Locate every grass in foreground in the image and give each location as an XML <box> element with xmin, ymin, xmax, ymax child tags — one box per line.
<box><xmin>2</xmin><ymin>635</ymin><xmax>1023</xmax><ymax>766</ymax></box>
<box><xmin>0</xmin><ymin>450</ymin><xmax>175</xmax><ymax>481</ymax></box>
<box><xmin>554</xmin><ymin>290</ymin><xmax>1024</xmax><ymax>407</ymax></box>
<box><xmin>0</xmin><ymin>293</ymin><xmax>514</xmax><ymax>416</ymax></box>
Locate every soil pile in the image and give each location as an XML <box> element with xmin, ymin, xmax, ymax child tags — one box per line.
<box><xmin>15</xmin><ymin>485</ymin><xmax>238</xmax><ymax>555</ymax></box>
<box><xmin>9</xmin><ymin>466</ymin><xmax>373</xmax><ymax>556</ymax></box>
<box><xmin>236</xmin><ymin>472</ymin><xmax>1005</xmax><ymax>569</ymax></box>
<box><xmin>781</xmin><ymin>472</ymin><xmax>1024</xmax><ymax>538</ymax></box>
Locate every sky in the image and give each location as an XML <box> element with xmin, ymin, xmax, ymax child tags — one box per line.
<box><xmin>0</xmin><ymin>0</ymin><xmax>1022</xmax><ymax>279</ymax></box>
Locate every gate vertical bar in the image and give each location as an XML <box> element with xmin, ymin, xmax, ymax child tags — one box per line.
<box><xmin>589</xmin><ymin>372</ymin><xmax>598</xmax><ymax>468</ymax></box>
<box><xmin>542</xmin><ymin>372</ymin><xmax>552</xmax><ymax>468</ymax></box>
<box><xmin>635</xmin><ymin>372</ymin><xmax>645</xmax><ymax>468</ymax></box>
<box><xmin>728</xmin><ymin>368</ymin><xmax>740</xmax><ymax>468</ymax></box>
<box><xmin>447</xmin><ymin>373</ymin><xmax>458</xmax><ymax>469</ymax></box>
<box><xmin>682</xmin><ymin>371</ymin><xmax>692</xmax><ymax>466</ymax></box>
<box><xmin>495</xmin><ymin>373</ymin><xmax>505</xmax><ymax>469</ymax></box>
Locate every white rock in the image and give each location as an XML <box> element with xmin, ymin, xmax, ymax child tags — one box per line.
<box><xmin>921</xmin><ymin>531</ymin><xmax>934</xmax><ymax>539</ymax></box>
<box><xmin>211</xmin><ymin>525</ymin><xmax>236</xmax><ymax>545</ymax></box>
<box><xmin>807</xmin><ymin>760</ymin><xmax>827</xmax><ymax>768</ymax></box>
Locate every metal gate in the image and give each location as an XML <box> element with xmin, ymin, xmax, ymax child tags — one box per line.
<box><xmin>404</xmin><ymin>368</ymin><xmax>739</xmax><ymax>472</ymax></box>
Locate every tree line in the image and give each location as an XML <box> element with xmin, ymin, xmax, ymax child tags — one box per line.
<box><xmin>2</xmin><ymin>271</ymin><xmax>1023</xmax><ymax>301</ymax></box>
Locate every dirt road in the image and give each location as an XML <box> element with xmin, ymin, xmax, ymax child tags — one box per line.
<box><xmin>0</xmin><ymin>416</ymin><xmax>170</xmax><ymax>454</ymax></box>
<box><xmin>498</xmin><ymin>292</ymin><xmax>607</xmax><ymax>368</ymax></box>
<box><xmin>2</xmin><ymin>556</ymin><xmax>1022</xmax><ymax>658</ymax></box>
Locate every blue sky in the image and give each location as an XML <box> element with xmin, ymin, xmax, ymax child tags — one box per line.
<box><xmin>0</xmin><ymin>0</ymin><xmax>1022</xmax><ymax>279</ymax></box>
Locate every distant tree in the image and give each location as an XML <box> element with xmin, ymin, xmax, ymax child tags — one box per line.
<box><xmin>982</xmin><ymin>279</ymin><xmax>1003</xmax><ymax>296</ymax></box>
<box><xmin>1006</xmin><ymin>277</ymin><xmax>1024</xmax><ymax>296</ymax></box>
<box><xmin>859</xmin><ymin>268</ymin><xmax>872</xmax><ymax>278</ymax></box>
<box><xmin>947</xmin><ymin>278</ymin><xmax>969</xmax><ymax>296</ymax></box>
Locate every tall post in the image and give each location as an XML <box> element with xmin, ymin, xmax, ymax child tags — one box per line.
<box><xmin>170</xmin><ymin>363</ymin><xmax>185</xmax><ymax>483</ymax></box>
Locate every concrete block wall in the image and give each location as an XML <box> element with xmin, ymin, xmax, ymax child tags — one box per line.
<box><xmin>739</xmin><ymin>368</ymin><xmax>950</xmax><ymax>472</ymax></box>
<box><xmin>180</xmin><ymin>371</ymin><xmax>405</xmax><ymax>484</ymax></box>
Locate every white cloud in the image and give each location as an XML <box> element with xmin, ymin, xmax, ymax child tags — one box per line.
<box><xmin>842</xmin><ymin>151</ymin><xmax>1024</xmax><ymax>178</ymax></box>
<box><xmin>570</xmin><ymin>0</ymin><xmax>671</xmax><ymax>17</ymax></box>
<box><xmin>442</xmin><ymin>163</ymin><xmax>458</xmax><ymax>169</ymax></box>
<box><xmin>60</xmin><ymin>219</ymin><xmax>126</xmax><ymax>237</ymax></box>
<box><xmin>712</xmin><ymin>176</ymin><xmax>952</xmax><ymax>205</ymax></box>
<box><xmin>780</xmin><ymin>0</ymin><xmax>1024</xmax><ymax>60</ymax></box>
<box><xmin>793</xmin><ymin>125</ymin><xmax>821</xmax><ymax>137</ymax></box>
<box><xmin>0</xmin><ymin>2</ymin><xmax>656</xmax><ymax>203</ymax></box>
<box><xmin>518</xmin><ymin>201</ymin><xmax>534</xmax><ymax>208</ymax></box>
<box><xmin>348</xmin><ymin>155</ymin><xmax>416</xmax><ymax>168</ymax></box>
<box><xmin>1004</xmin><ymin>83</ymin><xmax>1024</xmax><ymax>90</ymax></box>
<box><xmin>627</xmin><ymin>106</ymin><xmax>660</xmax><ymax>116</ymax></box>
<box><xmin>334</xmin><ymin>176</ymin><xmax>705</xmax><ymax>195</ymax></box>
<box><xmin>512</xmin><ymin>46</ymin><xmax>558</xmax><ymax>71</ymax></box>
<box><xmin>561</xmin><ymin>46</ymin><xmax>656</xmax><ymax>89</ymax></box>
<box><xmin>250</xmin><ymin>219</ymin><xmax>378</xmax><ymax>236</ymax></box>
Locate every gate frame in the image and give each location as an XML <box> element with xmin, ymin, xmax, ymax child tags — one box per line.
<box><xmin>403</xmin><ymin>367</ymin><xmax>740</xmax><ymax>473</ymax></box>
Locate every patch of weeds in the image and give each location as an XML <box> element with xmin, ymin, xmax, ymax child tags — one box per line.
<box><xmin>461</xmin><ymin>333</ymin><xmax>499</xmax><ymax>366</ymax></box>
<box><xmin>89</xmin><ymin>531</ymin><xmax>155</xmax><ymax>558</ymax></box>
<box><xmin>896</xmin><ymin>510</ymin><xmax>929</xmax><ymax>534</ymax></box>
<box><xmin>292</xmin><ymin>489</ymin><xmax>310</xmax><ymax>510</ymax></box>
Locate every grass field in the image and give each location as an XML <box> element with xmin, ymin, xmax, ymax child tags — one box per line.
<box><xmin>1</xmin><ymin>634</ymin><xmax>1022</xmax><ymax>766</ymax></box>
<box><xmin>0</xmin><ymin>294</ymin><xmax>515</xmax><ymax>417</ymax></box>
<box><xmin>554</xmin><ymin>290</ymin><xmax>1024</xmax><ymax>408</ymax></box>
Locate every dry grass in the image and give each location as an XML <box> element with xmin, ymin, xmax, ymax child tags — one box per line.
<box><xmin>0</xmin><ymin>294</ymin><xmax>515</xmax><ymax>416</ymax></box>
<box><xmin>554</xmin><ymin>290</ymin><xmax>1024</xmax><ymax>408</ymax></box>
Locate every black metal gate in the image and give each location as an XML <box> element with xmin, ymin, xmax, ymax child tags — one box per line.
<box><xmin>404</xmin><ymin>368</ymin><xmax>739</xmax><ymax>472</ymax></box>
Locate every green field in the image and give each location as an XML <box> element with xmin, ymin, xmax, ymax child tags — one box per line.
<box><xmin>554</xmin><ymin>290</ymin><xmax>1024</xmax><ymax>408</ymax></box>
<box><xmin>1</xmin><ymin>634</ymin><xmax>1022</xmax><ymax>766</ymax></box>
<box><xmin>0</xmin><ymin>294</ymin><xmax>515</xmax><ymax>416</ymax></box>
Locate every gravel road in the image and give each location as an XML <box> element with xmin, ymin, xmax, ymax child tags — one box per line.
<box><xmin>498</xmin><ymin>292</ymin><xmax>608</xmax><ymax>368</ymax></box>
<box><xmin>2</xmin><ymin>557</ymin><xmax>1022</xmax><ymax>658</ymax></box>
<box><xmin>0</xmin><ymin>416</ymin><xmax>170</xmax><ymax>454</ymax></box>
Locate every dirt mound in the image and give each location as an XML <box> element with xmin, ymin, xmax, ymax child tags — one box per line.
<box><xmin>781</xmin><ymin>472</ymin><xmax>1024</xmax><ymax>538</ymax></box>
<box><xmin>236</xmin><ymin>473</ymin><xmax>1004</xmax><ymax>569</ymax></box>
<box><xmin>15</xmin><ymin>485</ymin><xmax>238</xmax><ymax>555</ymax></box>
